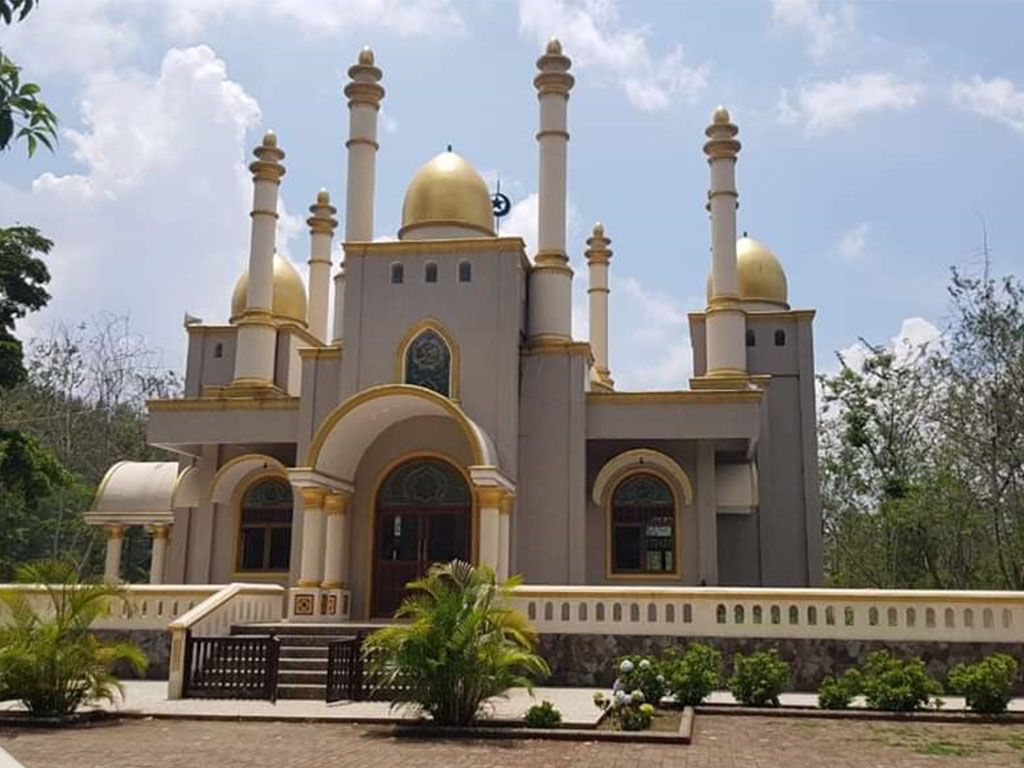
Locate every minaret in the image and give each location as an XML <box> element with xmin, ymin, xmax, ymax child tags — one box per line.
<box><xmin>306</xmin><ymin>189</ymin><xmax>337</xmax><ymax>342</ymax></box>
<box><xmin>528</xmin><ymin>38</ymin><xmax>575</xmax><ymax>343</ymax></box>
<box><xmin>336</xmin><ymin>46</ymin><xmax>384</xmax><ymax>344</ymax></box>
<box><xmin>232</xmin><ymin>130</ymin><xmax>285</xmax><ymax>389</ymax></box>
<box><xmin>702</xmin><ymin>106</ymin><xmax>747</xmax><ymax>379</ymax></box>
<box><xmin>585</xmin><ymin>222</ymin><xmax>614</xmax><ymax>390</ymax></box>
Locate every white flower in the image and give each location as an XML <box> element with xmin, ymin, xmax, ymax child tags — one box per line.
<box><xmin>631</xmin><ymin>690</ymin><xmax>645</xmax><ymax>703</ymax></box>
<box><xmin>612</xmin><ymin>679</ymin><xmax>624</xmax><ymax>692</ymax></box>
<box><xmin>619</xmin><ymin>659</ymin><xmax>635</xmax><ymax>674</ymax></box>
<box><xmin>639</xmin><ymin>659</ymin><xmax>651</xmax><ymax>670</ymax></box>
<box><xmin>614</xmin><ymin>690</ymin><xmax>628</xmax><ymax>705</ymax></box>
<box><xmin>656</xmin><ymin>674</ymin><xmax>666</xmax><ymax>684</ymax></box>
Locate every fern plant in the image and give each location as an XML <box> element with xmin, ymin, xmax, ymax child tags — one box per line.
<box><xmin>363</xmin><ymin>560</ymin><xmax>549</xmax><ymax>726</ymax></box>
<box><xmin>0</xmin><ymin>559</ymin><xmax>147</xmax><ymax>717</ymax></box>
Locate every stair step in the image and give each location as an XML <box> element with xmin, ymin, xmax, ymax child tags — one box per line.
<box><xmin>276</xmin><ymin>684</ymin><xmax>326</xmax><ymax>700</ymax></box>
<box><xmin>280</xmin><ymin>647</ymin><xmax>328</xmax><ymax>660</ymax></box>
<box><xmin>274</xmin><ymin>634</ymin><xmax>355</xmax><ymax>647</ymax></box>
<box><xmin>278</xmin><ymin>670</ymin><xmax>327</xmax><ymax>685</ymax></box>
<box><xmin>279</xmin><ymin>659</ymin><xmax>326</xmax><ymax>671</ymax></box>
<box><xmin>233</xmin><ymin>623</ymin><xmax>386</xmax><ymax>637</ymax></box>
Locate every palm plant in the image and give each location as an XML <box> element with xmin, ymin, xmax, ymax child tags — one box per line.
<box><xmin>0</xmin><ymin>558</ymin><xmax>146</xmax><ymax>717</ymax></box>
<box><xmin>364</xmin><ymin>559</ymin><xmax>549</xmax><ymax>726</ymax></box>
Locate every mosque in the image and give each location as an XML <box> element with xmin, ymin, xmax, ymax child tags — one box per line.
<box><xmin>87</xmin><ymin>40</ymin><xmax>822</xmax><ymax>620</ymax></box>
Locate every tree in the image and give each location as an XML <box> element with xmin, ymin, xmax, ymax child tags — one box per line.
<box><xmin>0</xmin><ymin>226</ymin><xmax>51</xmax><ymax>388</ymax></box>
<box><xmin>0</xmin><ymin>1</ymin><xmax>56</xmax><ymax>157</ymax></box>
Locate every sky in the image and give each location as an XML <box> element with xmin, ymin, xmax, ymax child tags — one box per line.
<box><xmin>2</xmin><ymin>0</ymin><xmax>1023</xmax><ymax>390</ymax></box>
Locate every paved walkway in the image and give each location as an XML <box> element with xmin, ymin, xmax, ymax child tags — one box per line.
<box><xmin>4</xmin><ymin>714</ymin><xmax>1024</xmax><ymax>767</ymax></box>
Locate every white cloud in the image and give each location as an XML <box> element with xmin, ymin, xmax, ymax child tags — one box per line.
<box><xmin>778</xmin><ymin>72</ymin><xmax>924</xmax><ymax>135</ymax></box>
<box><xmin>837</xmin><ymin>222</ymin><xmax>869</xmax><ymax>263</ymax></box>
<box><xmin>771</xmin><ymin>0</ymin><xmax>854</xmax><ymax>61</ymax></box>
<box><xmin>951</xmin><ymin>76</ymin><xmax>1024</xmax><ymax>135</ymax></box>
<box><xmin>836</xmin><ymin>316</ymin><xmax>942</xmax><ymax>372</ymax></box>
<box><xmin>498</xmin><ymin>192</ymin><xmax>539</xmax><ymax>256</ymax></box>
<box><xmin>610</xmin><ymin>275</ymin><xmax>694</xmax><ymax>390</ymax></box>
<box><xmin>518</xmin><ymin>0</ymin><xmax>708</xmax><ymax>111</ymax></box>
<box><xmin>4</xmin><ymin>46</ymin><xmax>272</xmax><ymax>365</ymax></box>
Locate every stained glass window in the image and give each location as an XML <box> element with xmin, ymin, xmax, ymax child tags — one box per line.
<box><xmin>405</xmin><ymin>329</ymin><xmax>451</xmax><ymax>396</ymax></box>
<box><xmin>611</xmin><ymin>473</ymin><xmax>675</xmax><ymax>574</ymax></box>
<box><xmin>238</xmin><ymin>478</ymin><xmax>292</xmax><ymax>572</ymax></box>
<box><xmin>378</xmin><ymin>459</ymin><xmax>470</xmax><ymax>509</ymax></box>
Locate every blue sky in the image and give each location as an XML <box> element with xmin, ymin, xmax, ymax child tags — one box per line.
<box><xmin>2</xmin><ymin>0</ymin><xmax>1023</xmax><ymax>389</ymax></box>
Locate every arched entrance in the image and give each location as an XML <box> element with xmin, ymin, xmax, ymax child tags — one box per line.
<box><xmin>372</xmin><ymin>457</ymin><xmax>472</xmax><ymax>617</ymax></box>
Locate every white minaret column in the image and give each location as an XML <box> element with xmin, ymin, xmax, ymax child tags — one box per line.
<box><xmin>335</xmin><ymin>47</ymin><xmax>383</xmax><ymax>345</ymax></box>
<box><xmin>306</xmin><ymin>189</ymin><xmax>337</xmax><ymax>342</ymax></box>
<box><xmin>528</xmin><ymin>38</ymin><xmax>575</xmax><ymax>343</ymax></box>
<box><xmin>585</xmin><ymin>222</ymin><xmax>613</xmax><ymax>390</ymax></box>
<box><xmin>233</xmin><ymin>131</ymin><xmax>285</xmax><ymax>387</ymax></box>
<box><xmin>702</xmin><ymin>106</ymin><xmax>747</xmax><ymax>378</ymax></box>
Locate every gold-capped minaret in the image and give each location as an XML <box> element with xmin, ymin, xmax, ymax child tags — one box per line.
<box><xmin>586</xmin><ymin>222</ymin><xmax>614</xmax><ymax>391</ymax></box>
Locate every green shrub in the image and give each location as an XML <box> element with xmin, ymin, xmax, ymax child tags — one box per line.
<box><xmin>0</xmin><ymin>559</ymin><xmax>147</xmax><ymax>718</ymax></box>
<box><xmin>615</xmin><ymin>655</ymin><xmax>667</xmax><ymax>706</ymax></box>
<box><xmin>364</xmin><ymin>560</ymin><xmax>549</xmax><ymax>726</ymax></box>
<box><xmin>524</xmin><ymin>700</ymin><xmax>562</xmax><ymax>728</ymax></box>
<box><xmin>948</xmin><ymin>654</ymin><xmax>1019</xmax><ymax>715</ymax></box>
<box><xmin>727</xmin><ymin>648</ymin><xmax>789</xmax><ymax>707</ymax></box>
<box><xmin>860</xmin><ymin>650</ymin><xmax>941</xmax><ymax>712</ymax></box>
<box><xmin>594</xmin><ymin>690</ymin><xmax>655</xmax><ymax>731</ymax></box>
<box><xmin>818</xmin><ymin>669</ymin><xmax>862</xmax><ymax>710</ymax></box>
<box><xmin>663</xmin><ymin>643</ymin><xmax>721</xmax><ymax>706</ymax></box>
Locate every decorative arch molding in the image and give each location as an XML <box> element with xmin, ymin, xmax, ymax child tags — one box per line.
<box><xmin>210</xmin><ymin>453</ymin><xmax>288</xmax><ymax>505</ymax></box>
<box><xmin>592</xmin><ymin>448</ymin><xmax>694</xmax><ymax>508</ymax></box>
<box><xmin>393</xmin><ymin>317</ymin><xmax>460</xmax><ymax>401</ymax></box>
<box><xmin>305</xmin><ymin>384</ymin><xmax>499</xmax><ymax>482</ymax></box>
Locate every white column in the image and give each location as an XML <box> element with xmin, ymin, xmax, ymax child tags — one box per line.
<box><xmin>103</xmin><ymin>524</ymin><xmax>125</xmax><ymax>582</ymax></box>
<box><xmin>297</xmin><ymin>489</ymin><xmax>326</xmax><ymax>587</ymax></box>
<box><xmin>332</xmin><ymin>268</ymin><xmax>346</xmax><ymax>344</ymax></box>
<box><xmin>233</xmin><ymin>130</ymin><xmax>286</xmax><ymax>387</ymax></box>
<box><xmin>343</xmin><ymin>47</ymin><xmax>384</xmax><ymax>243</ymax></box>
<box><xmin>703</xmin><ymin>107</ymin><xmax>747</xmax><ymax>378</ymax></box>
<box><xmin>306</xmin><ymin>190</ymin><xmax>337</xmax><ymax>343</ymax></box>
<box><xmin>148</xmin><ymin>524</ymin><xmax>170</xmax><ymax>585</ymax></box>
<box><xmin>497</xmin><ymin>493</ymin><xmax>513</xmax><ymax>581</ymax></box>
<box><xmin>528</xmin><ymin>38</ymin><xmax>575</xmax><ymax>343</ymax></box>
<box><xmin>321</xmin><ymin>492</ymin><xmax>351</xmax><ymax>589</ymax></box>
<box><xmin>476</xmin><ymin>488</ymin><xmax>503</xmax><ymax>573</ymax></box>
<box><xmin>585</xmin><ymin>222</ymin><xmax>613</xmax><ymax>390</ymax></box>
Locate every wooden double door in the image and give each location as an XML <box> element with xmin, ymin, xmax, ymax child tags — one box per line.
<box><xmin>371</xmin><ymin>459</ymin><xmax>471</xmax><ymax>618</ymax></box>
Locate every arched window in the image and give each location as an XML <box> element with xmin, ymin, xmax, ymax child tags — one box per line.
<box><xmin>425</xmin><ymin>262</ymin><xmax>438</xmax><ymax>283</ymax></box>
<box><xmin>404</xmin><ymin>329</ymin><xmax>451</xmax><ymax>396</ymax></box>
<box><xmin>745</xmin><ymin>329</ymin><xmax>755</xmax><ymax>347</ymax></box>
<box><xmin>237</xmin><ymin>478</ymin><xmax>292</xmax><ymax>572</ymax></box>
<box><xmin>774</xmin><ymin>329</ymin><xmax>786</xmax><ymax>346</ymax></box>
<box><xmin>610</xmin><ymin>473</ymin><xmax>676</xmax><ymax>575</ymax></box>
<box><xmin>391</xmin><ymin>262</ymin><xmax>404</xmax><ymax>284</ymax></box>
<box><xmin>458</xmin><ymin>260</ymin><xmax>471</xmax><ymax>283</ymax></box>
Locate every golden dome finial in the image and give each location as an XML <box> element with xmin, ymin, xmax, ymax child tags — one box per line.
<box><xmin>712</xmin><ymin>106</ymin><xmax>730</xmax><ymax>124</ymax></box>
<box><xmin>262</xmin><ymin>129</ymin><xmax>277</xmax><ymax>148</ymax></box>
<box><xmin>546</xmin><ymin>37</ymin><xmax>562</xmax><ymax>55</ymax></box>
<box><xmin>400</xmin><ymin>151</ymin><xmax>495</xmax><ymax>239</ymax></box>
<box><xmin>316</xmin><ymin>188</ymin><xmax>330</xmax><ymax>205</ymax></box>
<box><xmin>358</xmin><ymin>46</ymin><xmax>374</xmax><ymax>66</ymax></box>
<box><xmin>593</xmin><ymin>221</ymin><xmax>604</xmax><ymax>238</ymax></box>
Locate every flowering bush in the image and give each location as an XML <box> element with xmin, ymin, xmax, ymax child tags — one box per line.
<box><xmin>593</xmin><ymin>687</ymin><xmax>655</xmax><ymax>731</ymax></box>
<box><xmin>615</xmin><ymin>655</ymin><xmax>667</xmax><ymax>706</ymax></box>
<box><xmin>817</xmin><ymin>669</ymin><xmax>862</xmax><ymax>710</ymax></box>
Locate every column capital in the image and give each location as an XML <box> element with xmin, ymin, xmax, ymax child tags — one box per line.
<box><xmin>299</xmin><ymin>487</ymin><xmax>327</xmax><ymax>508</ymax></box>
<box><xmin>499</xmin><ymin>492</ymin><xmax>516</xmax><ymax>516</ymax></box>
<box><xmin>324</xmin><ymin>490</ymin><xmax>352</xmax><ymax>515</ymax></box>
<box><xmin>585</xmin><ymin>222</ymin><xmax>612</xmax><ymax>265</ymax></box>
<box><xmin>474</xmin><ymin>486</ymin><xmax>511</xmax><ymax>509</ymax></box>
<box><xmin>307</xmin><ymin>189</ymin><xmax>338</xmax><ymax>236</ymax></box>
<box><xmin>105</xmin><ymin>523</ymin><xmax>126</xmax><ymax>539</ymax></box>
<box><xmin>147</xmin><ymin>523</ymin><xmax>171</xmax><ymax>539</ymax></box>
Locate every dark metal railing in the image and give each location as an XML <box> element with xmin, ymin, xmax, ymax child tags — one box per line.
<box><xmin>182</xmin><ymin>632</ymin><xmax>280</xmax><ymax>701</ymax></box>
<box><xmin>326</xmin><ymin>632</ymin><xmax>405</xmax><ymax>702</ymax></box>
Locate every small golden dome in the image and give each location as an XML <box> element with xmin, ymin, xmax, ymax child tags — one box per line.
<box><xmin>592</xmin><ymin>221</ymin><xmax>604</xmax><ymax>237</ymax></box>
<box><xmin>713</xmin><ymin>106</ymin><xmax>730</xmax><ymax>124</ymax></box>
<box><xmin>399</xmin><ymin>151</ymin><xmax>495</xmax><ymax>239</ymax></box>
<box><xmin>316</xmin><ymin>188</ymin><xmax>330</xmax><ymax>205</ymax></box>
<box><xmin>231</xmin><ymin>254</ymin><xmax>308</xmax><ymax>325</ymax></box>
<box><xmin>706</xmin><ymin>236</ymin><xmax>789</xmax><ymax>309</ymax></box>
<box><xmin>546</xmin><ymin>37</ymin><xmax>562</xmax><ymax>55</ymax></box>
<box><xmin>358</xmin><ymin>46</ymin><xmax>374</xmax><ymax>66</ymax></box>
<box><xmin>262</xmin><ymin>130</ymin><xmax>277</xmax><ymax>148</ymax></box>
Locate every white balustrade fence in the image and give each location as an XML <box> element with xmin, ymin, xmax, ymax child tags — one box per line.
<box><xmin>511</xmin><ymin>586</ymin><xmax>1024</xmax><ymax>644</ymax></box>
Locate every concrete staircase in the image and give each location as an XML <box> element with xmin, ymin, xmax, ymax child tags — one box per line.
<box><xmin>230</xmin><ymin>623</ymin><xmax>382</xmax><ymax>700</ymax></box>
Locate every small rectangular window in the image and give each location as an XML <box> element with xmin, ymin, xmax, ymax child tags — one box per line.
<box><xmin>213</xmin><ymin>342</ymin><xmax>223</xmax><ymax>359</ymax></box>
<box><xmin>425</xmin><ymin>262</ymin><xmax>438</xmax><ymax>283</ymax></box>
<box><xmin>391</xmin><ymin>263</ymin><xmax>404</xmax><ymax>284</ymax></box>
<box><xmin>774</xmin><ymin>329</ymin><xmax>786</xmax><ymax>346</ymax></box>
<box><xmin>458</xmin><ymin>261</ymin><xmax>471</xmax><ymax>283</ymax></box>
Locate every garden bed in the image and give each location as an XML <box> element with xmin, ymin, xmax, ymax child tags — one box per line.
<box><xmin>0</xmin><ymin>710</ymin><xmax>120</xmax><ymax>729</ymax></box>
<box><xmin>696</xmin><ymin>704</ymin><xmax>1024</xmax><ymax>725</ymax></box>
<box><xmin>391</xmin><ymin>706</ymin><xmax>693</xmax><ymax>744</ymax></box>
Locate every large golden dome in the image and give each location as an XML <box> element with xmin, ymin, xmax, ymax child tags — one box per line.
<box><xmin>399</xmin><ymin>151</ymin><xmax>494</xmax><ymax>239</ymax></box>
<box><xmin>706</xmin><ymin>236</ymin><xmax>789</xmax><ymax>309</ymax></box>
<box><xmin>230</xmin><ymin>254</ymin><xmax>308</xmax><ymax>326</ymax></box>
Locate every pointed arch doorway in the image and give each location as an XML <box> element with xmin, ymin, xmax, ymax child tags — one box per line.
<box><xmin>371</xmin><ymin>457</ymin><xmax>472</xmax><ymax>617</ymax></box>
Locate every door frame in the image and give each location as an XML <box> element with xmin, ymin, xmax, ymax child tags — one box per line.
<box><xmin>368</xmin><ymin>452</ymin><xmax>476</xmax><ymax>618</ymax></box>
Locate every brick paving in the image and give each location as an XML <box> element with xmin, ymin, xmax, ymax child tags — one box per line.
<box><xmin>4</xmin><ymin>715</ymin><xmax>1024</xmax><ymax>767</ymax></box>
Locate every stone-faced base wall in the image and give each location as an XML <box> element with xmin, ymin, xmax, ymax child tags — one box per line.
<box><xmin>95</xmin><ymin>629</ymin><xmax>170</xmax><ymax>680</ymax></box>
<box><xmin>537</xmin><ymin>634</ymin><xmax>1024</xmax><ymax>694</ymax></box>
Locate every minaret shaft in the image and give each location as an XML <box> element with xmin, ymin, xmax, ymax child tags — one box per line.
<box><xmin>307</xmin><ymin>190</ymin><xmax>337</xmax><ymax>343</ymax></box>
<box><xmin>586</xmin><ymin>223</ymin><xmax>613</xmax><ymax>390</ymax></box>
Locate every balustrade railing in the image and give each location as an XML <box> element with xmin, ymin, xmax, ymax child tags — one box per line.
<box><xmin>511</xmin><ymin>586</ymin><xmax>1024</xmax><ymax>643</ymax></box>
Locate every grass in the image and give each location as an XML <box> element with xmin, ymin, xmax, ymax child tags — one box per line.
<box><xmin>913</xmin><ymin>740</ymin><xmax>983</xmax><ymax>757</ymax></box>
